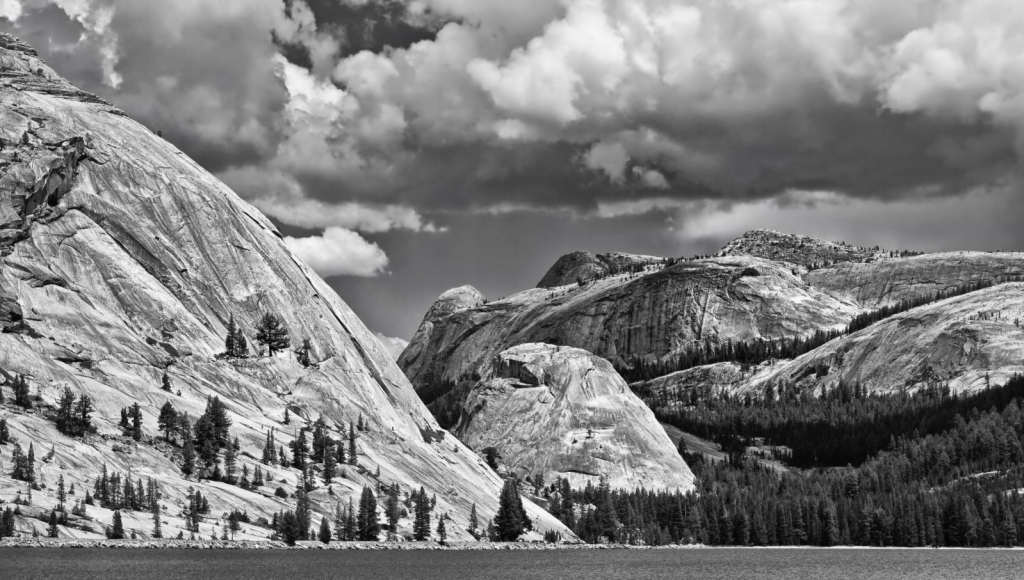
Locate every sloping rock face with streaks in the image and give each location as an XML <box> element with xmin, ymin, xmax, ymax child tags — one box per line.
<box><xmin>402</xmin><ymin>255</ymin><xmax>857</xmax><ymax>393</ymax></box>
<box><xmin>454</xmin><ymin>344</ymin><xmax>694</xmax><ymax>491</ymax></box>
<box><xmin>804</xmin><ymin>252</ymin><xmax>1024</xmax><ymax>310</ymax></box>
<box><xmin>725</xmin><ymin>283</ymin><xmax>1024</xmax><ymax>397</ymax></box>
<box><xmin>0</xmin><ymin>33</ymin><xmax>570</xmax><ymax>541</ymax></box>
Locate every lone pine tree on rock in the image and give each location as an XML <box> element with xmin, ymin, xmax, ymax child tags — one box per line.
<box><xmin>255</xmin><ymin>312</ymin><xmax>290</xmax><ymax>356</ymax></box>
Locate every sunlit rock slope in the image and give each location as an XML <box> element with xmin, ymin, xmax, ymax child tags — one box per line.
<box><xmin>453</xmin><ymin>344</ymin><xmax>694</xmax><ymax>491</ymax></box>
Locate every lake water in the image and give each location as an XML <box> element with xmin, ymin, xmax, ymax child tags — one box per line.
<box><xmin>3</xmin><ymin>547</ymin><xmax>1024</xmax><ymax>579</ymax></box>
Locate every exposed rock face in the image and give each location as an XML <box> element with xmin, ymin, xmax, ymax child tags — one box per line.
<box><xmin>730</xmin><ymin>283</ymin><xmax>1024</xmax><ymax>397</ymax></box>
<box><xmin>805</xmin><ymin>252</ymin><xmax>1024</xmax><ymax>309</ymax></box>
<box><xmin>398</xmin><ymin>285</ymin><xmax>484</xmax><ymax>384</ymax></box>
<box><xmin>717</xmin><ymin>229</ymin><xmax>883</xmax><ymax>268</ymax></box>
<box><xmin>536</xmin><ymin>251</ymin><xmax>663</xmax><ymax>288</ymax></box>
<box><xmin>454</xmin><ymin>344</ymin><xmax>694</xmax><ymax>491</ymax></box>
<box><xmin>403</xmin><ymin>256</ymin><xmax>857</xmax><ymax>393</ymax></box>
<box><xmin>0</xmin><ymin>33</ymin><xmax>570</xmax><ymax>541</ymax></box>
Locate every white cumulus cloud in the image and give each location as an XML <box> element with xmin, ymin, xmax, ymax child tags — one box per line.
<box><xmin>284</xmin><ymin>227</ymin><xmax>389</xmax><ymax>278</ymax></box>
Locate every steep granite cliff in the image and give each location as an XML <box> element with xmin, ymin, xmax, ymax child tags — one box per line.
<box><xmin>454</xmin><ymin>344</ymin><xmax>693</xmax><ymax>491</ymax></box>
<box><xmin>0</xmin><ymin>33</ymin><xmax>569</xmax><ymax>541</ymax></box>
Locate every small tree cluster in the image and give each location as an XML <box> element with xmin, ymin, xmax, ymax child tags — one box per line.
<box><xmin>223</xmin><ymin>315</ymin><xmax>249</xmax><ymax>358</ymax></box>
<box><xmin>11</xmin><ymin>374</ymin><xmax>32</xmax><ymax>409</ymax></box>
<box><xmin>54</xmin><ymin>387</ymin><xmax>94</xmax><ymax>437</ymax></box>
<box><xmin>0</xmin><ymin>507</ymin><xmax>16</xmax><ymax>538</ymax></box>
<box><xmin>118</xmin><ymin>403</ymin><xmax>144</xmax><ymax>441</ymax></box>
<box><xmin>412</xmin><ymin>487</ymin><xmax>432</xmax><ymax>541</ymax></box>
<box><xmin>92</xmin><ymin>466</ymin><xmax>161</xmax><ymax>512</ymax></box>
<box><xmin>10</xmin><ymin>442</ymin><xmax>35</xmax><ymax>483</ymax></box>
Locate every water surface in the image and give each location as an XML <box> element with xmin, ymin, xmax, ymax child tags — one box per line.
<box><xmin>4</xmin><ymin>547</ymin><xmax>1023</xmax><ymax>580</ymax></box>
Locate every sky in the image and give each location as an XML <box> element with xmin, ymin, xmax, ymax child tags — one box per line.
<box><xmin>3</xmin><ymin>0</ymin><xmax>1024</xmax><ymax>342</ymax></box>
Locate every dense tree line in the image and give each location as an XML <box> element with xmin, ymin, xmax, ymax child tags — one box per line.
<box><xmin>619</xmin><ymin>277</ymin><xmax>1016</xmax><ymax>383</ymax></box>
<box><xmin>655</xmin><ymin>375</ymin><xmax>1024</xmax><ymax>468</ymax></box>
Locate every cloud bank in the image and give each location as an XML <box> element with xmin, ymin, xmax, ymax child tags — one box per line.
<box><xmin>284</xmin><ymin>227</ymin><xmax>388</xmax><ymax>278</ymax></box>
<box><xmin>6</xmin><ymin>0</ymin><xmax>1024</xmax><ymax>292</ymax></box>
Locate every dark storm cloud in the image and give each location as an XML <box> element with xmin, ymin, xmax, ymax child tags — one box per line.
<box><xmin>5</xmin><ymin>0</ymin><xmax>1024</xmax><ymax>338</ymax></box>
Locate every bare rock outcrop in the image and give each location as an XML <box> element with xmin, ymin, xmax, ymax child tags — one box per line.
<box><xmin>536</xmin><ymin>251</ymin><xmax>663</xmax><ymax>288</ymax></box>
<box><xmin>454</xmin><ymin>344</ymin><xmax>694</xmax><ymax>491</ymax></box>
<box><xmin>717</xmin><ymin>229</ymin><xmax>884</xmax><ymax>268</ymax></box>
<box><xmin>0</xmin><ymin>32</ymin><xmax>570</xmax><ymax>542</ymax></box>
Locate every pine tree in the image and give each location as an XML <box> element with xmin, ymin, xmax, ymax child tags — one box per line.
<box><xmin>108</xmin><ymin>510</ymin><xmax>125</xmax><ymax>539</ymax></box>
<box><xmin>152</xmin><ymin>500</ymin><xmax>162</xmax><ymax>539</ymax></box>
<box><xmin>119</xmin><ymin>407</ymin><xmax>130</xmax><ymax>434</ymax></box>
<box><xmin>357</xmin><ymin>486</ymin><xmax>379</xmax><ymax>541</ymax></box>
<box><xmin>255</xmin><ymin>312</ymin><xmax>290</xmax><ymax>356</ymax></box>
<box><xmin>223</xmin><ymin>437</ymin><xmax>239</xmax><ymax>484</ymax></box>
<box><xmin>437</xmin><ymin>516</ymin><xmax>447</xmax><ymax>544</ymax></box>
<box><xmin>25</xmin><ymin>443</ymin><xmax>35</xmax><ymax>483</ymax></box>
<box><xmin>280</xmin><ymin>510</ymin><xmax>301</xmax><ymax>546</ymax></box>
<box><xmin>253</xmin><ymin>465</ymin><xmax>264</xmax><ymax>487</ymax></box>
<box><xmin>323</xmin><ymin>441</ymin><xmax>337</xmax><ymax>485</ymax></box>
<box><xmin>468</xmin><ymin>503</ymin><xmax>479</xmax><ymax>539</ymax></box>
<box><xmin>48</xmin><ymin>510</ymin><xmax>59</xmax><ymax>538</ymax></box>
<box><xmin>291</xmin><ymin>429</ymin><xmax>309</xmax><ymax>470</ymax></box>
<box><xmin>295</xmin><ymin>488</ymin><xmax>312</xmax><ymax>541</ymax></box>
<box><xmin>494</xmin><ymin>478</ymin><xmax>528</xmax><ymax>541</ymax></box>
<box><xmin>225</xmin><ymin>315</ymin><xmax>238</xmax><ymax>356</ymax></box>
<box><xmin>180</xmin><ymin>437</ymin><xmax>196</xmax><ymax>477</ymax></box>
<box><xmin>57</xmin><ymin>474</ymin><xmax>67</xmax><ymax>511</ymax></box>
<box><xmin>161</xmin><ymin>372</ymin><xmax>172</xmax><ymax>392</ymax></box>
<box><xmin>0</xmin><ymin>418</ymin><xmax>9</xmax><ymax>445</ymax></box>
<box><xmin>385</xmin><ymin>483</ymin><xmax>400</xmax><ymax>535</ymax></box>
<box><xmin>334</xmin><ymin>502</ymin><xmax>346</xmax><ymax>541</ymax></box>
<box><xmin>348</xmin><ymin>423</ymin><xmax>357</xmax><ymax>465</ymax></box>
<box><xmin>232</xmin><ymin>323</ymin><xmax>248</xmax><ymax>358</ymax></box>
<box><xmin>344</xmin><ymin>497</ymin><xmax>356</xmax><ymax>541</ymax></box>
<box><xmin>262</xmin><ymin>428</ymin><xmax>277</xmax><ymax>464</ymax></box>
<box><xmin>318</xmin><ymin>516</ymin><xmax>332</xmax><ymax>544</ymax></box>
<box><xmin>229</xmin><ymin>511</ymin><xmax>241</xmax><ymax>540</ymax></box>
<box><xmin>130</xmin><ymin>402</ymin><xmax>143</xmax><ymax>441</ymax></box>
<box><xmin>158</xmin><ymin>402</ymin><xmax>178</xmax><ymax>442</ymax></box>
<box><xmin>414</xmin><ymin>487</ymin><xmax>431</xmax><ymax>541</ymax></box>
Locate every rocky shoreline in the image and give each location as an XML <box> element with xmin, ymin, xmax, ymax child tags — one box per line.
<box><xmin>0</xmin><ymin>538</ymin><xmax>701</xmax><ymax>550</ymax></box>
